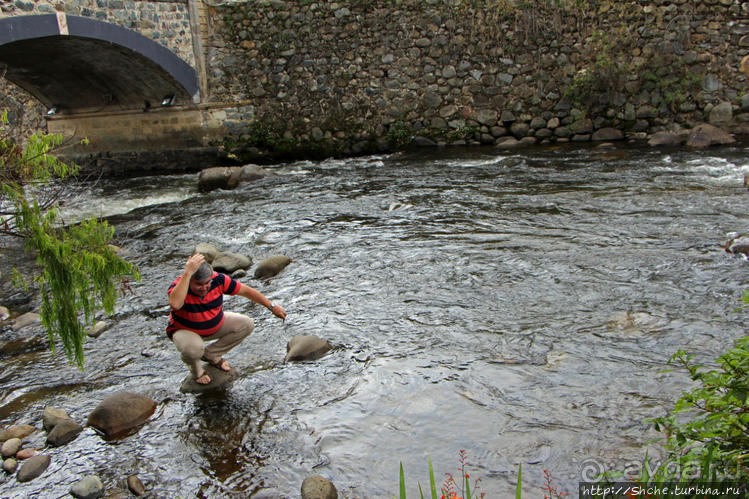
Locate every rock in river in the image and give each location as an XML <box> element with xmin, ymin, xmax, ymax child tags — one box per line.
<box><xmin>180</xmin><ymin>363</ymin><xmax>239</xmax><ymax>394</ymax></box>
<box><xmin>87</xmin><ymin>392</ymin><xmax>157</xmax><ymax>438</ymax></box>
<box><xmin>212</xmin><ymin>251</ymin><xmax>252</xmax><ymax>274</ymax></box>
<box><xmin>47</xmin><ymin>419</ymin><xmax>83</xmax><ymax>447</ymax></box>
<box><xmin>71</xmin><ymin>475</ymin><xmax>104</xmax><ymax>499</ymax></box>
<box><xmin>192</xmin><ymin>242</ymin><xmax>221</xmax><ymax>263</ymax></box>
<box><xmin>301</xmin><ymin>475</ymin><xmax>338</xmax><ymax>499</ymax></box>
<box><xmin>1</xmin><ymin>438</ymin><xmax>21</xmax><ymax>458</ymax></box>
<box><xmin>0</xmin><ymin>424</ymin><xmax>36</xmax><ymax>442</ymax></box>
<box><xmin>254</xmin><ymin>254</ymin><xmax>292</xmax><ymax>279</ymax></box>
<box><xmin>724</xmin><ymin>233</ymin><xmax>749</xmax><ymax>256</ymax></box>
<box><xmin>16</xmin><ymin>454</ymin><xmax>50</xmax><ymax>482</ymax></box>
<box><xmin>42</xmin><ymin>406</ymin><xmax>73</xmax><ymax>431</ymax></box>
<box><xmin>284</xmin><ymin>335</ymin><xmax>332</xmax><ymax>362</ymax></box>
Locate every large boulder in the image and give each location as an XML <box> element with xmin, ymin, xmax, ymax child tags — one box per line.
<box><xmin>284</xmin><ymin>335</ymin><xmax>332</xmax><ymax>362</ymax></box>
<box><xmin>192</xmin><ymin>242</ymin><xmax>221</xmax><ymax>264</ymax></box>
<box><xmin>648</xmin><ymin>131</ymin><xmax>685</xmax><ymax>147</ymax></box>
<box><xmin>254</xmin><ymin>255</ymin><xmax>292</xmax><ymax>279</ymax></box>
<box><xmin>212</xmin><ymin>252</ymin><xmax>252</xmax><ymax>274</ymax></box>
<box><xmin>198</xmin><ymin>167</ymin><xmax>243</xmax><ymax>192</ymax></box>
<box><xmin>87</xmin><ymin>392</ymin><xmax>157</xmax><ymax>438</ymax></box>
<box><xmin>686</xmin><ymin>124</ymin><xmax>735</xmax><ymax>148</ymax></box>
<box><xmin>591</xmin><ymin>127</ymin><xmax>624</xmax><ymax>141</ymax></box>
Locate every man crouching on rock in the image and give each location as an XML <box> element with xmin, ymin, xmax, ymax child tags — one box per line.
<box><xmin>167</xmin><ymin>253</ymin><xmax>287</xmax><ymax>384</ymax></box>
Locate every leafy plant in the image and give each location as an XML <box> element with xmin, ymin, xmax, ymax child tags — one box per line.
<box><xmin>1</xmin><ymin>110</ymin><xmax>140</xmax><ymax>368</ymax></box>
<box><xmin>387</xmin><ymin>121</ymin><xmax>414</xmax><ymax>148</ymax></box>
<box><xmin>563</xmin><ymin>30</ymin><xmax>629</xmax><ymax>109</ymax></box>
<box><xmin>650</xmin><ymin>336</ymin><xmax>749</xmax><ymax>484</ymax></box>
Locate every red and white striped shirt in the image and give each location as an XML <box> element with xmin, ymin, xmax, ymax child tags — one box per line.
<box><xmin>166</xmin><ymin>272</ymin><xmax>240</xmax><ymax>338</ymax></box>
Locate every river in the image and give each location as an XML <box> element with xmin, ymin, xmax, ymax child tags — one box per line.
<box><xmin>1</xmin><ymin>142</ymin><xmax>748</xmax><ymax>498</ymax></box>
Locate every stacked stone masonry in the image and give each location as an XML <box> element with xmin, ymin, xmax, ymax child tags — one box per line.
<box><xmin>204</xmin><ymin>0</ymin><xmax>749</xmax><ymax>151</ymax></box>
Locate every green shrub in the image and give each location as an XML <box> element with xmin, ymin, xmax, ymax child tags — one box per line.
<box><xmin>650</xmin><ymin>336</ymin><xmax>749</xmax><ymax>483</ymax></box>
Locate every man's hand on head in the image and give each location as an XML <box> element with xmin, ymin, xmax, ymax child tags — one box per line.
<box><xmin>185</xmin><ymin>254</ymin><xmax>205</xmax><ymax>277</ymax></box>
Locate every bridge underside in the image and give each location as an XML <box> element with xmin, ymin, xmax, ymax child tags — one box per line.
<box><xmin>0</xmin><ymin>15</ymin><xmax>199</xmax><ymax>114</ymax></box>
<box><xmin>1</xmin><ymin>36</ymin><xmax>194</xmax><ymax>113</ymax></box>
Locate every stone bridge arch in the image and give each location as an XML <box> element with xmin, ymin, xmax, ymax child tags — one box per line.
<box><xmin>0</xmin><ymin>13</ymin><xmax>200</xmax><ymax>114</ymax></box>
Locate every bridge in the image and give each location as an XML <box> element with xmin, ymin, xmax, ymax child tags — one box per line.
<box><xmin>0</xmin><ymin>2</ymin><xmax>232</xmax><ymax>173</ymax></box>
<box><xmin>0</xmin><ymin>13</ymin><xmax>200</xmax><ymax>113</ymax></box>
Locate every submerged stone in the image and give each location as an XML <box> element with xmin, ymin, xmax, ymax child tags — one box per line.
<box><xmin>127</xmin><ymin>474</ymin><xmax>146</xmax><ymax>496</ymax></box>
<box><xmin>284</xmin><ymin>335</ymin><xmax>332</xmax><ymax>362</ymax></box>
<box><xmin>254</xmin><ymin>254</ymin><xmax>292</xmax><ymax>279</ymax></box>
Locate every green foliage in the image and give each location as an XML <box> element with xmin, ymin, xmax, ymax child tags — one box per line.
<box><xmin>563</xmin><ymin>30</ymin><xmax>628</xmax><ymax>109</ymax></box>
<box><xmin>650</xmin><ymin>337</ymin><xmax>749</xmax><ymax>483</ymax></box>
<box><xmin>643</xmin><ymin>69</ymin><xmax>703</xmax><ymax>113</ymax></box>
<box><xmin>387</xmin><ymin>121</ymin><xmax>414</xmax><ymax>148</ymax></box>
<box><xmin>1</xmin><ymin>110</ymin><xmax>139</xmax><ymax>369</ymax></box>
<box><xmin>448</xmin><ymin>123</ymin><xmax>479</xmax><ymax>143</ymax></box>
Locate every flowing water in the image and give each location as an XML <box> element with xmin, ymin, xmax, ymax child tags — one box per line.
<box><xmin>1</xmin><ymin>143</ymin><xmax>749</xmax><ymax>498</ymax></box>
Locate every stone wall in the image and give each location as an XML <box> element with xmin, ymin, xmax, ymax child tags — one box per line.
<box><xmin>204</xmin><ymin>0</ymin><xmax>749</xmax><ymax>154</ymax></box>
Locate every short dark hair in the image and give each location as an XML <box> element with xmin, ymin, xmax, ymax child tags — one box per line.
<box><xmin>192</xmin><ymin>262</ymin><xmax>213</xmax><ymax>281</ymax></box>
